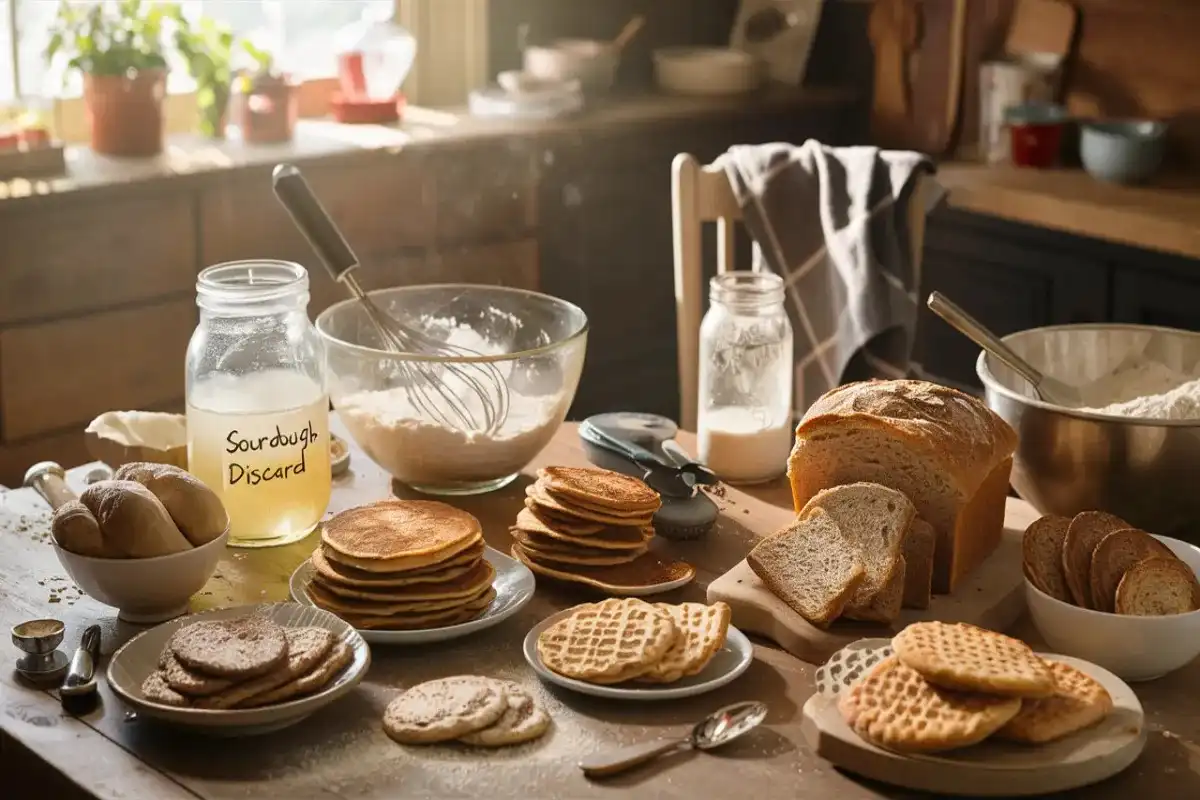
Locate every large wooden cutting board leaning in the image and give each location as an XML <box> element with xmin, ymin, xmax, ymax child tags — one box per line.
<box><xmin>707</xmin><ymin>497</ymin><xmax>1038</xmax><ymax>664</ymax></box>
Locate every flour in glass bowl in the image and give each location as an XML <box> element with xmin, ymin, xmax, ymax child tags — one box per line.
<box><xmin>336</xmin><ymin>321</ymin><xmax>569</xmax><ymax>485</ymax></box>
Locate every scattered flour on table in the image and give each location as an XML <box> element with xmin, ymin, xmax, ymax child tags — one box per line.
<box><xmin>336</xmin><ymin>321</ymin><xmax>567</xmax><ymax>483</ymax></box>
<box><xmin>1076</xmin><ymin>359</ymin><xmax>1200</xmax><ymax>420</ymax></box>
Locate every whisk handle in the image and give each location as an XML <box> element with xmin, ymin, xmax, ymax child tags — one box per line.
<box><xmin>272</xmin><ymin>163</ymin><xmax>360</xmax><ymax>283</ymax></box>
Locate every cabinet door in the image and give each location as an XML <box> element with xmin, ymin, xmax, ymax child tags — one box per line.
<box><xmin>1111</xmin><ymin>267</ymin><xmax>1200</xmax><ymax>331</ymax></box>
<box><xmin>915</xmin><ymin>211</ymin><xmax>1109</xmax><ymax>390</ymax></box>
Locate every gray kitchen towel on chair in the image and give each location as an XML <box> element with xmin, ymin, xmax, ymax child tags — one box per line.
<box><xmin>720</xmin><ymin>140</ymin><xmax>937</xmax><ymax>414</ymax></box>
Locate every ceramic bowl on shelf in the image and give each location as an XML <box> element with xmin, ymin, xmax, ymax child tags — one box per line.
<box><xmin>523</xmin><ymin>39</ymin><xmax>618</xmax><ymax>93</ymax></box>
<box><xmin>54</xmin><ymin>529</ymin><xmax>229</xmax><ymax>624</ymax></box>
<box><xmin>1025</xmin><ymin>535</ymin><xmax>1200</xmax><ymax>682</ymax></box>
<box><xmin>1080</xmin><ymin>120</ymin><xmax>1168</xmax><ymax>185</ymax></box>
<box><xmin>653</xmin><ymin>47</ymin><xmax>763</xmax><ymax>97</ymax></box>
<box><xmin>316</xmin><ymin>285</ymin><xmax>588</xmax><ymax>496</ymax></box>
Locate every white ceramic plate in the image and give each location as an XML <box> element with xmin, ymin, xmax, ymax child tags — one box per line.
<box><xmin>106</xmin><ymin>603</ymin><xmax>369</xmax><ymax>737</ymax></box>
<box><xmin>289</xmin><ymin>546</ymin><xmax>536</xmax><ymax>645</ymax></box>
<box><xmin>522</xmin><ymin>606</ymin><xmax>754</xmax><ymax>700</ymax></box>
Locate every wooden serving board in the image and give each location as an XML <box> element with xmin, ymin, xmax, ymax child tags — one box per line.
<box><xmin>706</xmin><ymin>498</ymin><xmax>1037</xmax><ymax>664</ymax></box>
<box><xmin>800</xmin><ymin>653</ymin><xmax>1147</xmax><ymax>796</ymax></box>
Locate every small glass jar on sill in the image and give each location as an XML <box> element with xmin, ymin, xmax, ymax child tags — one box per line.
<box><xmin>697</xmin><ymin>271</ymin><xmax>794</xmax><ymax>484</ymax></box>
<box><xmin>185</xmin><ymin>261</ymin><xmax>331</xmax><ymax>548</ymax></box>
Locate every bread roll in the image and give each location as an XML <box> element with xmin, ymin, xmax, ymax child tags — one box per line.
<box><xmin>80</xmin><ymin>480</ymin><xmax>192</xmax><ymax>558</ymax></box>
<box><xmin>51</xmin><ymin>500</ymin><xmax>110</xmax><ymax>557</ymax></box>
<box><xmin>115</xmin><ymin>462</ymin><xmax>228</xmax><ymax>547</ymax></box>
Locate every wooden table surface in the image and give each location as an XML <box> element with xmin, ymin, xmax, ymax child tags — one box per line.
<box><xmin>3</xmin><ymin>422</ymin><xmax>1200</xmax><ymax>799</ymax></box>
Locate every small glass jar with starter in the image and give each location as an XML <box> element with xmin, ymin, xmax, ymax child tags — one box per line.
<box><xmin>696</xmin><ymin>271</ymin><xmax>794</xmax><ymax>484</ymax></box>
<box><xmin>185</xmin><ymin>260</ymin><xmax>332</xmax><ymax>548</ymax></box>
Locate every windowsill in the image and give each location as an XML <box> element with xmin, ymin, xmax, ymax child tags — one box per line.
<box><xmin>1</xmin><ymin>84</ymin><xmax>857</xmax><ymax>207</ymax></box>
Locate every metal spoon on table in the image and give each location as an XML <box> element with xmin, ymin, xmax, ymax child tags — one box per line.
<box><xmin>926</xmin><ymin>292</ymin><xmax>1083</xmax><ymax>407</ymax></box>
<box><xmin>579</xmin><ymin>701</ymin><xmax>768</xmax><ymax>780</ymax></box>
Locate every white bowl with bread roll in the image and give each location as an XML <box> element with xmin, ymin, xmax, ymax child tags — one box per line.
<box><xmin>48</xmin><ymin>462</ymin><xmax>229</xmax><ymax>624</ymax></box>
<box><xmin>1025</xmin><ymin>534</ymin><xmax>1200</xmax><ymax>682</ymax></box>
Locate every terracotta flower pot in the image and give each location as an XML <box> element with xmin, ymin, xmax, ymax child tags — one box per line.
<box><xmin>229</xmin><ymin>74</ymin><xmax>297</xmax><ymax>144</ymax></box>
<box><xmin>84</xmin><ymin>69</ymin><xmax>167</xmax><ymax>157</ymax></box>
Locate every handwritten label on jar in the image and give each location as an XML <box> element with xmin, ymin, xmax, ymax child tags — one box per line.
<box><xmin>225</xmin><ymin>422</ymin><xmax>319</xmax><ymax>485</ymax></box>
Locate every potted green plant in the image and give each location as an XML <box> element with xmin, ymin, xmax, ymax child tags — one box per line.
<box><xmin>45</xmin><ymin>0</ymin><xmax>176</xmax><ymax>157</ymax></box>
<box><xmin>171</xmin><ymin>12</ymin><xmax>234</xmax><ymax>138</ymax></box>
<box><xmin>229</xmin><ymin>41</ymin><xmax>296</xmax><ymax>143</ymax></box>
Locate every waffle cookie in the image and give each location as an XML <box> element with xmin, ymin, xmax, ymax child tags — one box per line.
<box><xmin>995</xmin><ymin>660</ymin><xmax>1113</xmax><ymax>744</ymax></box>
<box><xmin>305</xmin><ymin>500</ymin><xmax>496</xmax><ymax>630</ymax></box>
<box><xmin>537</xmin><ymin>599</ymin><xmax>730</xmax><ymax>686</ymax></box>
<box><xmin>892</xmin><ymin>622</ymin><xmax>1056</xmax><ymax>699</ymax></box>
<box><xmin>839</xmin><ymin>656</ymin><xmax>1022</xmax><ymax>753</ymax></box>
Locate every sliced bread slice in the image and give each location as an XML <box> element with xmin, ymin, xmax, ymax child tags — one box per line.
<box><xmin>1115</xmin><ymin>556</ymin><xmax>1200</xmax><ymax>616</ymax></box>
<box><xmin>902</xmin><ymin>518</ymin><xmax>935</xmax><ymax>610</ymax></box>
<box><xmin>1022</xmin><ymin>515</ymin><xmax>1072</xmax><ymax>603</ymax></box>
<box><xmin>800</xmin><ymin>482</ymin><xmax>915</xmax><ymax>609</ymax></box>
<box><xmin>747</xmin><ymin>509</ymin><xmax>866</xmax><ymax>628</ymax></box>
<box><xmin>844</xmin><ymin>556</ymin><xmax>906</xmax><ymax>623</ymax></box>
<box><xmin>1089</xmin><ymin>529</ymin><xmax>1177</xmax><ymax>613</ymax></box>
<box><xmin>1063</xmin><ymin>511</ymin><xmax>1129</xmax><ymax>608</ymax></box>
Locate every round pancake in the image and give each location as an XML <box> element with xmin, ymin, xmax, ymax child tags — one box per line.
<box><xmin>313</xmin><ymin>560</ymin><xmax>495</xmax><ymax>603</ymax></box>
<box><xmin>321</xmin><ymin>499</ymin><xmax>481</xmax><ymax>562</ymax></box>
<box><xmin>312</xmin><ymin>544</ymin><xmax>482</xmax><ymax>588</ymax></box>
<box><xmin>515</xmin><ymin>537</ymin><xmax>644</xmax><ymax>567</ymax></box>
<box><xmin>306</xmin><ymin>579</ymin><xmax>494</xmax><ymax>616</ymax></box>
<box><xmin>514</xmin><ymin>507</ymin><xmax>651</xmax><ymax>550</ymax></box>
<box><xmin>323</xmin><ymin>531</ymin><xmax>483</xmax><ymax>574</ymax></box>
<box><xmin>336</xmin><ymin>588</ymin><xmax>497</xmax><ymax>630</ymax></box>
<box><xmin>511</xmin><ymin>543</ymin><xmax>695</xmax><ymax>593</ymax></box>
<box><xmin>526</xmin><ymin>483</ymin><xmax>654</xmax><ymax>527</ymax></box>
<box><xmin>522</xmin><ymin>502</ymin><xmax>606</xmax><ymax>536</ymax></box>
<box><xmin>538</xmin><ymin>466</ymin><xmax>661</xmax><ymax>511</ymax></box>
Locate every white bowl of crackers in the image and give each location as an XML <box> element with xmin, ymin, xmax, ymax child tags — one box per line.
<box><xmin>1022</xmin><ymin>511</ymin><xmax>1200</xmax><ymax>682</ymax></box>
<box><xmin>107</xmin><ymin>603</ymin><xmax>369</xmax><ymax>735</ymax></box>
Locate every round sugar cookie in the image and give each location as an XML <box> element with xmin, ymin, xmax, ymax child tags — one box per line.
<box><xmin>383</xmin><ymin>676</ymin><xmax>508</xmax><ymax>744</ymax></box>
<box><xmin>458</xmin><ymin>681</ymin><xmax>551</xmax><ymax>747</ymax></box>
<box><xmin>169</xmin><ymin>616</ymin><xmax>288</xmax><ymax>679</ymax></box>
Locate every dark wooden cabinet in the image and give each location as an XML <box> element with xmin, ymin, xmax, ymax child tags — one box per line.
<box><xmin>1111</xmin><ymin>263</ymin><xmax>1200</xmax><ymax>330</ymax></box>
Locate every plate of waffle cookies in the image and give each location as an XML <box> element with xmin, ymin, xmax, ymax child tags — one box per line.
<box><xmin>107</xmin><ymin>603</ymin><xmax>369</xmax><ymax>735</ymax></box>
<box><xmin>510</xmin><ymin>467</ymin><xmax>696</xmax><ymax>596</ymax></box>
<box><xmin>523</xmin><ymin>598</ymin><xmax>752</xmax><ymax>700</ymax></box>
<box><xmin>801</xmin><ymin>621</ymin><xmax>1146</xmax><ymax>796</ymax></box>
<box><xmin>289</xmin><ymin>500</ymin><xmax>535</xmax><ymax>644</ymax></box>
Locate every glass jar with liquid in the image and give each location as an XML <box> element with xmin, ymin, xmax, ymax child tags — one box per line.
<box><xmin>697</xmin><ymin>271</ymin><xmax>794</xmax><ymax>484</ymax></box>
<box><xmin>186</xmin><ymin>261</ymin><xmax>331</xmax><ymax>547</ymax></box>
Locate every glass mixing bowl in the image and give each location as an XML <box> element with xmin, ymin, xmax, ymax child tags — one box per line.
<box><xmin>316</xmin><ymin>285</ymin><xmax>588</xmax><ymax>495</ymax></box>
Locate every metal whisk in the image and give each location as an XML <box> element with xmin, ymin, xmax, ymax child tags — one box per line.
<box><xmin>272</xmin><ymin>163</ymin><xmax>509</xmax><ymax>435</ymax></box>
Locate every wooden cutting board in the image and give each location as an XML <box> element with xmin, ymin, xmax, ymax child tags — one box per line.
<box><xmin>1005</xmin><ymin>0</ymin><xmax>1078</xmax><ymax>58</ymax></box>
<box><xmin>908</xmin><ymin>0</ymin><xmax>971</xmax><ymax>155</ymax></box>
<box><xmin>706</xmin><ymin>497</ymin><xmax>1037</xmax><ymax>664</ymax></box>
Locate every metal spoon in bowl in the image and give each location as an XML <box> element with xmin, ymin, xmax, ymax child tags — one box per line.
<box><xmin>926</xmin><ymin>292</ymin><xmax>1083</xmax><ymax>407</ymax></box>
<box><xmin>579</xmin><ymin>701</ymin><xmax>768</xmax><ymax>779</ymax></box>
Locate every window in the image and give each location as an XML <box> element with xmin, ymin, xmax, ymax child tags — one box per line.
<box><xmin>1</xmin><ymin>0</ymin><xmax>393</xmax><ymax>103</ymax></box>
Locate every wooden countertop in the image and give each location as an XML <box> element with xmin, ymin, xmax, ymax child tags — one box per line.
<box><xmin>938</xmin><ymin>162</ymin><xmax>1200</xmax><ymax>261</ymax></box>
<box><xmin>4</xmin><ymin>422</ymin><xmax>1199</xmax><ymax>799</ymax></box>
<box><xmin>0</xmin><ymin>86</ymin><xmax>855</xmax><ymax>211</ymax></box>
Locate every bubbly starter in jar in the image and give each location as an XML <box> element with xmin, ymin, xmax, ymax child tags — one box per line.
<box><xmin>187</xmin><ymin>369</ymin><xmax>331</xmax><ymax>546</ymax></box>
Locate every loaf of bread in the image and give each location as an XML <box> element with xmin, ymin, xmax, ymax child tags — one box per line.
<box><xmin>51</xmin><ymin>500</ymin><xmax>110</xmax><ymax>558</ymax></box>
<box><xmin>789</xmin><ymin>380</ymin><xmax>1017</xmax><ymax>594</ymax></box>
<box><xmin>902</xmin><ymin>518</ymin><xmax>936</xmax><ymax>610</ymax></box>
<box><xmin>844</xmin><ymin>557</ymin><xmax>906</xmax><ymax>623</ymax></box>
<box><xmin>115</xmin><ymin>462</ymin><xmax>228</xmax><ymax>546</ymax></box>
<box><xmin>79</xmin><ymin>480</ymin><xmax>193</xmax><ymax>558</ymax></box>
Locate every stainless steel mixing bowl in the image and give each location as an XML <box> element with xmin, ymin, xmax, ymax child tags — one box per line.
<box><xmin>977</xmin><ymin>323</ymin><xmax>1200</xmax><ymax>540</ymax></box>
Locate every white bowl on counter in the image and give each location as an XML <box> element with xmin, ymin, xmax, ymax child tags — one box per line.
<box><xmin>653</xmin><ymin>47</ymin><xmax>763</xmax><ymax>96</ymax></box>
<box><xmin>54</xmin><ymin>529</ymin><xmax>228</xmax><ymax>624</ymax></box>
<box><xmin>1025</xmin><ymin>534</ymin><xmax>1200</xmax><ymax>682</ymax></box>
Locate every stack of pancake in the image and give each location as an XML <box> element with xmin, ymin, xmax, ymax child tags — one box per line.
<box><xmin>510</xmin><ymin>467</ymin><xmax>666</xmax><ymax>583</ymax></box>
<box><xmin>304</xmin><ymin>500</ymin><xmax>496</xmax><ymax>631</ymax></box>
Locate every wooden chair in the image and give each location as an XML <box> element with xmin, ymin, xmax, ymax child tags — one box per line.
<box><xmin>670</xmin><ymin>152</ymin><xmax>930</xmax><ymax>431</ymax></box>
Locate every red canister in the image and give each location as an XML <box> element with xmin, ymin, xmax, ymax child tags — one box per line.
<box><xmin>1006</xmin><ymin>103</ymin><xmax>1068</xmax><ymax>168</ymax></box>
